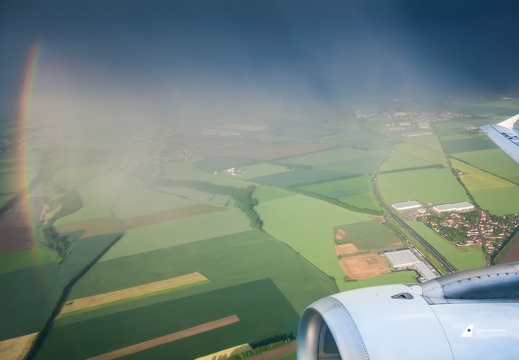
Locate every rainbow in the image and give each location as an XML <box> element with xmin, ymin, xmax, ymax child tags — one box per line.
<box><xmin>17</xmin><ymin>40</ymin><xmax>42</xmax><ymax>191</ymax></box>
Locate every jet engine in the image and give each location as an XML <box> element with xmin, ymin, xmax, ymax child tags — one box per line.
<box><xmin>297</xmin><ymin>262</ymin><xmax>519</xmax><ymax>359</ymax></box>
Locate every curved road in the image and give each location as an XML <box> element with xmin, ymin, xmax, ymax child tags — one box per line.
<box><xmin>372</xmin><ymin>149</ymin><xmax>456</xmax><ymax>273</ymax></box>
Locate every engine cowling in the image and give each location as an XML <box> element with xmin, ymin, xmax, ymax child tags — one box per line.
<box><xmin>297</xmin><ymin>262</ymin><xmax>519</xmax><ymax>359</ymax></box>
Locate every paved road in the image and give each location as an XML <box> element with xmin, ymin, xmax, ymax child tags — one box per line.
<box><xmin>372</xmin><ymin>149</ymin><xmax>456</xmax><ymax>273</ymax></box>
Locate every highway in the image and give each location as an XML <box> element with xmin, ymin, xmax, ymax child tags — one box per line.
<box><xmin>372</xmin><ymin>149</ymin><xmax>456</xmax><ymax>274</ymax></box>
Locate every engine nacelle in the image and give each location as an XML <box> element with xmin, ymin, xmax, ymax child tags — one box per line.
<box><xmin>297</xmin><ymin>262</ymin><xmax>519</xmax><ymax>359</ymax></box>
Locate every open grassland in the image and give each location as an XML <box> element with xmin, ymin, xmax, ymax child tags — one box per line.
<box><xmin>337</xmin><ymin>220</ymin><xmax>404</xmax><ymax>251</ymax></box>
<box><xmin>0</xmin><ymin>332</ymin><xmax>38</xmax><ymax>360</ymax></box>
<box><xmin>0</xmin><ymin>247</ymin><xmax>58</xmax><ymax>275</ymax></box>
<box><xmin>250</xmin><ymin>169</ymin><xmax>349</xmax><ymax>187</ymax></box>
<box><xmin>203</xmin><ymin>141</ymin><xmax>329</xmax><ymax>160</ymax></box>
<box><xmin>239</xmin><ymin>163</ymin><xmax>291</xmax><ymax>179</ymax></box>
<box><xmin>256</xmin><ymin>194</ymin><xmax>372</xmax><ymax>291</ymax></box>
<box><xmin>252</xmin><ymin>185</ymin><xmax>295</xmax><ymax>203</ymax></box>
<box><xmin>54</xmin><ymin>171</ymin><xmax>124</xmax><ymax>226</ymax></box>
<box><xmin>471</xmin><ymin>188</ymin><xmax>519</xmax><ymax>215</ymax></box>
<box><xmin>101</xmin><ymin>209</ymin><xmax>251</xmax><ymax>261</ymax></box>
<box><xmin>37</xmin><ymin>280</ymin><xmax>300</xmax><ymax>360</ymax></box>
<box><xmin>69</xmin><ymin>230</ymin><xmax>337</xmax><ymax>316</ymax></box>
<box><xmin>52</xmin><ymin>163</ymin><xmax>109</xmax><ymax>189</ymax></box>
<box><xmin>452</xmin><ymin>149</ymin><xmax>519</xmax><ymax>183</ymax></box>
<box><xmin>162</xmin><ymin>161</ymin><xmax>253</xmax><ymax>188</ymax></box>
<box><xmin>451</xmin><ymin>159</ymin><xmax>516</xmax><ymax>191</ymax></box>
<box><xmin>58</xmin><ymin>272</ymin><xmax>208</xmax><ymax>317</ymax></box>
<box><xmin>379</xmin><ymin>167</ymin><xmax>469</xmax><ymax>204</ymax></box>
<box><xmin>298</xmin><ymin>176</ymin><xmax>380</xmax><ymax>211</ymax></box>
<box><xmin>406</xmin><ymin>221</ymin><xmax>486</xmax><ymax>270</ymax></box>
<box><xmin>112</xmin><ymin>180</ymin><xmax>196</xmax><ymax>218</ymax></box>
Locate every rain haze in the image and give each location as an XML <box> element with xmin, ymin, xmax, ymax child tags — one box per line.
<box><xmin>1</xmin><ymin>1</ymin><xmax>519</xmax><ymax>360</ymax></box>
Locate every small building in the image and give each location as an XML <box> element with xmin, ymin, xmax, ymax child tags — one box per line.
<box><xmin>432</xmin><ymin>202</ymin><xmax>475</xmax><ymax>214</ymax></box>
<box><xmin>392</xmin><ymin>200</ymin><xmax>422</xmax><ymax>211</ymax></box>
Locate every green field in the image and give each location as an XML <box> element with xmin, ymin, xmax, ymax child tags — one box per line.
<box><xmin>36</xmin><ymin>280</ymin><xmax>299</xmax><ymax>360</ymax></box>
<box><xmin>112</xmin><ymin>181</ymin><xmax>197</xmax><ymax>219</ymax></box>
<box><xmin>0</xmin><ymin>247</ymin><xmax>58</xmax><ymax>274</ymax></box>
<box><xmin>256</xmin><ymin>194</ymin><xmax>372</xmax><ymax>291</ymax></box>
<box><xmin>162</xmin><ymin>161</ymin><xmax>254</xmax><ymax>188</ymax></box>
<box><xmin>336</xmin><ymin>220</ymin><xmax>404</xmax><ymax>251</ymax></box>
<box><xmin>399</xmin><ymin>133</ymin><xmax>444</xmax><ymax>152</ymax></box>
<box><xmin>378</xmin><ymin>167</ymin><xmax>469</xmax><ymax>205</ymax></box>
<box><xmin>341</xmin><ymin>270</ymin><xmax>418</xmax><ymax>291</ymax></box>
<box><xmin>452</xmin><ymin>149</ymin><xmax>519</xmax><ymax>183</ymax></box>
<box><xmin>382</xmin><ymin>149</ymin><xmax>439</xmax><ymax>172</ymax></box>
<box><xmin>277</xmin><ymin>147</ymin><xmax>386</xmax><ymax>175</ymax></box>
<box><xmin>250</xmin><ymin>168</ymin><xmax>349</xmax><ymax>187</ymax></box>
<box><xmin>392</xmin><ymin>142</ymin><xmax>447</xmax><ymax>166</ymax></box>
<box><xmin>298</xmin><ymin>176</ymin><xmax>380</xmax><ymax>211</ymax></box>
<box><xmin>252</xmin><ymin>185</ymin><xmax>296</xmax><ymax>203</ymax></box>
<box><xmin>54</xmin><ymin>171</ymin><xmax>125</xmax><ymax>226</ymax></box>
<box><xmin>451</xmin><ymin>159</ymin><xmax>516</xmax><ymax>191</ymax></box>
<box><xmin>441</xmin><ymin>137</ymin><xmax>497</xmax><ymax>154</ymax></box>
<box><xmin>52</xmin><ymin>163</ymin><xmax>110</xmax><ymax>189</ymax></box>
<box><xmin>239</xmin><ymin>163</ymin><xmax>291</xmax><ymax>179</ymax></box>
<box><xmin>101</xmin><ymin>208</ymin><xmax>251</xmax><ymax>261</ymax></box>
<box><xmin>471</xmin><ymin>187</ymin><xmax>519</xmax><ymax>215</ymax></box>
<box><xmin>194</xmin><ymin>157</ymin><xmax>259</xmax><ymax>173</ymax></box>
<box><xmin>406</xmin><ymin>221</ymin><xmax>486</xmax><ymax>270</ymax></box>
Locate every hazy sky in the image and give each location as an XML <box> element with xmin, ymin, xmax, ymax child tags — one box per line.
<box><xmin>1</xmin><ymin>0</ymin><xmax>519</xmax><ymax>125</ymax></box>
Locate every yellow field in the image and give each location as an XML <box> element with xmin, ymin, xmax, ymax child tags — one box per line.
<box><xmin>58</xmin><ymin>272</ymin><xmax>208</xmax><ymax>317</ymax></box>
<box><xmin>0</xmin><ymin>333</ymin><xmax>38</xmax><ymax>360</ymax></box>
<box><xmin>195</xmin><ymin>343</ymin><xmax>252</xmax><ymax>360</ymax></box>
<box><xmin>451</xmin><ymin>159</ymin><xmax>515</xmax><ymax>191</ymax></box>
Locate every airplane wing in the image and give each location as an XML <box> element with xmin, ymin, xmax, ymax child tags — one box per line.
<box><xmin>480</xmin><ymin>114</ymin><xmax>519</xmax><ymax>164</ymax></box>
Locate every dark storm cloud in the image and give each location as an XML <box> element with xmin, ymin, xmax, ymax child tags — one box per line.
<box><xmin>1</xmin><ymin>0</ymin><xmax>519</xmax><ymax>122</ymax></box>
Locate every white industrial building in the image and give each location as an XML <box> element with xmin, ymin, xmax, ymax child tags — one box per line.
<box><xmin>383</xmin><ymin>249</ymin><xmax>437</xmax><ymax>281</ymax></box>
<box><xmin>392</xmin><ymin>200</ymin><xmax>422</xmax><ymax>211</ymax></box>
<box><xmin>433</xmin><ymin>201</ymin><xmax>475</xmax><ymax>213</ymax></box>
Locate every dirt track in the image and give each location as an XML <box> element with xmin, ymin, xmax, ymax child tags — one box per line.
<box><xmin>87</xmin><ymin>315</ymin><xmax>240</xmax><ymax>360</ymax></box>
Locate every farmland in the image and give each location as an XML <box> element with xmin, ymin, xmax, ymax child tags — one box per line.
<box><xmin>378</xmin><ymin>167</ymin><xmax>469</xmax><ymax>205</ymax></box>
<box><xmin>297</xmin><ymin>176</ymin><xmax>380</xmax><ymax>212</ymax></box>
<box><xmin>5</xmin><ymin>96</ymin><xmax>519</xmax><ymax>359</ymax></box>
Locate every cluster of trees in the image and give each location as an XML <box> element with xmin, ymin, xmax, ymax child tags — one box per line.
<box><xmin>158</xmin><ymin>180</ymin><xmax>263</xmax><ymax>229</ymax></box>
<box><xmin>229</xmin><ymin>337</ymin><xmax>294</xmax><ymax>360</ymax></box>
<box><xmin>424</xmin><ymin>211</ymin><xmax>478</xmax><ymax>245</ymax></box>
<box><xmin>290</xmin><ymin>187</ymin><xmax>383</xmax><ymax>215</ymax></box>
<box><xmin>41</xmin><ymin>225</ymin><xmax>71</xmax><ymax>261</ymax></box>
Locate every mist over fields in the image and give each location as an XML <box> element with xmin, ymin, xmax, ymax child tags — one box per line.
<box><xmin>1</xmin><ymin>1</ymin><xmax>519</xmax><ymax>360</ymax></box>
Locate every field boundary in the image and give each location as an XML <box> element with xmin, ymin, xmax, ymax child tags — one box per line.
<box><xmin>87</xmin><ymin>315</ymin><xmax>240</xmax><ymax>360</ymax></box>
